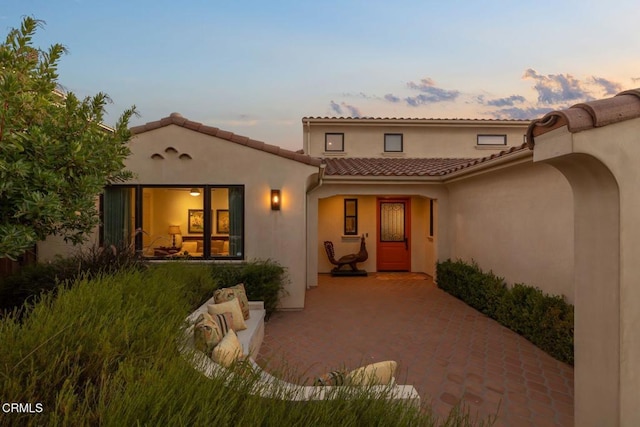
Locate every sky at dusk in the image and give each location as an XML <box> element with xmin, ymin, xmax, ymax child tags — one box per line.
<box><xmin>3</xmin><ymin>0</ymin><xmax>639</xmax><ymax>150</ymax></box>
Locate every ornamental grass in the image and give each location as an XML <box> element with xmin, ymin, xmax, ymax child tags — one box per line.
<box><xmin>0</xmin><ymin>263</ymin><xmax>493</xmax><ymax>426</ymax></box>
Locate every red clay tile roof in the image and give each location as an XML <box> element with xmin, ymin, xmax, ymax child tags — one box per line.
<box><xmin>323</xmin><ymin>144</ymin><xmax>529</xmax><ymax>177</ymax></box>
<box><xmin>526</xmin><ymin>88</ymin><xmax>640</xmax><ymax>148</ymax></box>
<box><xmin>323</xmin><ymin>157</ymin><xmax>473</xmax><ymax>176</ymax></box>
<box><xmin>130</xmin><ymin>113</ymin><xmax>322</xmax><ymax>167</ymax></box>
<box><xmin>303</xmin><ymin>117</ymin><xmax>529</xmax><ymax>124</ymax></box>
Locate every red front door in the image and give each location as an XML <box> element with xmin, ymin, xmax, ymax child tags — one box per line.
<box><xmin>376</xmin><ymin>198</ymin><xmax>411</xmax><ymax>271</ymax></box>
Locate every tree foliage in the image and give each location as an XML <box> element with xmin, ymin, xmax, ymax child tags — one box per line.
<box><xmin>0</xmin><ymin>17</ymin><xmax>136</xmax><ymax>259</ymax></box>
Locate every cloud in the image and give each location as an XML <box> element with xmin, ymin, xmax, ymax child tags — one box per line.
<box><xmin>486</xmin><ymin>95</ymin><xmax>526</xmax><ymax>107</ymax></box>
<box><xmin>405</xmin><ymin>77</ymin><xmax>459</xmax><ymax>103</ymax></box>
<box><xmin>384</xmin><ymin>93</ymin><xmax>401</xmax><ymax>103</ymax></box>
<box><xmin>523</xmin><ymin>69</ymin><xmax>593</xmax><ymax>104</ymax></box>
<box><xmin>491</xmin><ymin>106</ymin><xmax>555</xmax><ymax>120</ymax></box>
<box><xmin>591</xmin><ymin>77</ymin><xmax>622</xmax><ymax>95</ymax></box>
<box><xmin>329</xmin><ymin>100</ymin><xmax>362</xmax><ymax>117</ymax></box>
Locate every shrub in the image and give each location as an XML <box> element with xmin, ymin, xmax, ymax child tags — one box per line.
<box><xmin>210</xmin><ymin>259</ymin><xmax>289</xmax><ymax>319</ymax></box>
<box><xmin>0</xmin><ymin>242</ymin><xmax>143</xmax><ymax>317</ymax></box>
<box><xmin>436</xmin><ymin>259</ymin><xmax>574</xmax><ymax>365</ymax></box>
<box><xmin>0</xmin><ymin>263</ymin><xmax>493</xmax><ymax>426</ymax></box>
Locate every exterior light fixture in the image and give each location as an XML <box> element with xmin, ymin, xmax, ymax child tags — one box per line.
<box><xmin>271</xmin><ymin>189</ymin><xmax>281</xmax><ymax>210</ymax></box>
<box><xmin>189</xmin><ymin>188</ymin><xmax>200</xmax><ymax>196</ymax></box>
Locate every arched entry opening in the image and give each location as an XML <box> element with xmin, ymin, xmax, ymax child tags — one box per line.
<box><xmin>538</xmin><ymin>153</ymin><xmax>620</xmax><ymax>426</ymax></box>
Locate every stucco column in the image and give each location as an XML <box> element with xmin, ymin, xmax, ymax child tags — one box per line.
<box><xmin>306</xmin><ymin>193</ymin><xmax>319</xmax><ymax>288</ymax></box>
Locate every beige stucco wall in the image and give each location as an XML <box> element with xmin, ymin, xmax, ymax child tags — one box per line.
<box><xmin>534</xmin><ymin>117</ymin><xmax>640</xmax><ymax>426</ymax></box>
<box><xmin>446</xmin><ymin>161</ymin><xmax>575</xmax><ymax>302</ymax></box>
<box><xmin>124</xmin><ymin>124</ymin><xmax>319</xmax><ymax>309</ymax></box>
<box><xmin>304</xmin><ymin>121</ymin><xmax>528</xmax><ymax>158</ymax></box>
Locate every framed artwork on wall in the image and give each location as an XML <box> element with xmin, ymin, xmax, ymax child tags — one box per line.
<box><xmin>216</xmin><ymin>209</ymin><xmax>229</xmax><ymax>234</ymax></box>
<box><xmin>188</xmin><ymin>209</ymin><xmax>211</xmax><ymax>234</ymax></box>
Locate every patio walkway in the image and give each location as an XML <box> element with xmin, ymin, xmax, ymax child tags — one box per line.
<box><xmin>257</xmin><ymin>273</ymin><xmax>574</xmax><ymax>426</ymax></box>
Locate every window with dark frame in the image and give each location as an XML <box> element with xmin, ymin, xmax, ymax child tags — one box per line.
<box><xmin>384</xmin><ymin>133</ymin><xmax>403</xmax><ymax>152</ymax></box>
<box><xmin>477</xmin><ymin>134</ymin><xmax>507</xmax><ymax>146</ymax></box>
<box><xmin>325</xmin><ymin>133</ymin><xmax>344</xmax><ymax>152</ymax></box>
<box><xmin>344</xmin><ymin>198</ymin><xmax>358</xmax><ymax>235</ymax></box>
<box><xmin>101</xmin><ymin>185</ymin><xmax>244</xmax><ymax>260</ymax></box>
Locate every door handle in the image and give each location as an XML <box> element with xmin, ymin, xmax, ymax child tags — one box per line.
<box><xmin>404</xmin><ymin>237</ymin><xmax>408</xmax><ymax>250</ymax></box>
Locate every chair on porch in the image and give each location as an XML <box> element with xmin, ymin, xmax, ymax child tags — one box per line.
<box><xmin>323</xmin><ymin>235</ymin><xmax>368</xmax><ymax>275</ymax></box>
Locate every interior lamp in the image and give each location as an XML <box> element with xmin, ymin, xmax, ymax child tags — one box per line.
<box><xmin>168</xmin><ymin>225</ymin><xmax>181</xmax><ymax>247</ymax></box>
<box><xmin>189</xmin><ymin>188</ymin><xmax>201</xmax><ymax>196</ymax></box>
<box><xmin>271</xmin><ymin>189</ymin><xmax>281</xmax><ymax>211</ymax></box>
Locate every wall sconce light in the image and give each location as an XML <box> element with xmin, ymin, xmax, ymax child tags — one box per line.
<box><xmin>271</xmin><ymin>189</ymin><xmax>281</xmax><ymax>211</ymax></box>
<box><xmin>168</xmin><ymin>225</ymin><xmax>181</xmax><ymax>248</ymax></box>
<box><xmin>189</xmin><ymin>188</ymin><xmax>200</xmax><ymax>196</ymax></box>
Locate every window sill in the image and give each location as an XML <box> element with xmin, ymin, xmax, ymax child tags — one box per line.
<box><xmin>341</xmin><ymin>235</ymin><xmax>361</xmax><ymax>240</ymax></box>
<box><xmin>322</xmin><ymin>151</ymin><xmax>347</xmax><ymax>157</ymax></box>
<box><xmin>381</xmin><ymin>152</ymin><xmax>405</xmax><ymax>157</ymax></box>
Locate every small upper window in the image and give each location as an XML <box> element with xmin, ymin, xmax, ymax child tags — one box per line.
<box><xmin>384</xmin><ymin>134</ymin><xmax>403</xmax><ymax>152</ymax></box>
<box><xmin>325</xmin><ymin>133</ymin><xmax>344</xmax><ymax>152</ymax></box>
<box><xmin>477</xmin><ymin>134</ymin><xmax>506</xmax><ymax>146</ymax></box>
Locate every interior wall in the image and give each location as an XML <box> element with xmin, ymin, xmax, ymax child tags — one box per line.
<box><xmin>446</xmin><ymin>162</ymin><xmax>575</xmax><ymax>302</ymax></box>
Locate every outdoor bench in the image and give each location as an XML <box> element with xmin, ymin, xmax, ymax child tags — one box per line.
<box><xmin>182</xmin><ymin>298</ymin><xmax>420</xmax><ymax>407</ymax></box>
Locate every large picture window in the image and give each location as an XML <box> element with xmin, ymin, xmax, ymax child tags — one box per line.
<box><xmin>102</xmin><ymin>185</ymin><xmax>244</xmax><ymax>259</ymax></box>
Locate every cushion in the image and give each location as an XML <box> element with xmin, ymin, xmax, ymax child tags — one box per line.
<box><xmin>211</xmin><ymin>329</ymin><xmax>244</xmax><ymax>368</ymax></box>
<box><xmin>193</xmin><ymin>312</ymin><xmax>223</xmax><ymax>355</ymax></box>
<box><xmin>214</xmin><ymin>284</ymin><xmax>250</xmax><ymax>320</ymax></box>
<box><xmin>313</xmin><ymin>370</ymin><xmax>348</xmax><ymax>386</ymax></box>
<box><xmin>208</xmin><ymin>298</ymin><xmax>247</xmax><ymax>331</ymax></box>
<box><xmin>210</xmin><ymin>311</ymin><xmax>234</xmax><ymax>337</ymax></box>
<box><xmin>211</xmin><ymin>240</ymin><xmax>225</xmax><ymax>254</ymax></box>
<box><xmin>345</xmin><ymin>361</ymin><xmax>397</xmax><ymax>386</ymax></box>
<box><xmin>181</xmin><ymin>241</ymin><xmax>198</xmax><ymax>254</ymax></box>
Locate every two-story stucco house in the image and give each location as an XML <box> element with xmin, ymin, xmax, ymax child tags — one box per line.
<box><xmin>36</xmin><ymin>89</ymin><xmax>640</xmax><ymax>424</ymax></box>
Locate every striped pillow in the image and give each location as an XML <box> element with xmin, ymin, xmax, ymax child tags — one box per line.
<box><xmin>210</xmin><ymin>311</ymin><xmax>234</xmax><ymax>336</ymax></box>
<box><xmin>208</xmin><ymin>298</ymin><xmax>247</xmax><ymax>331</ymax></box>
<box><xmin>313</xmin><ymin>370</ymin><xmax>348</xmax><ymax>386</ymax></box>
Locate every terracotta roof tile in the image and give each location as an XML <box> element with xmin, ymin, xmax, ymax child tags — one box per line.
<box><xmin>130</xmin><ymin>113</ymin><xmax>322</xmax><ymax>167</ymax></box>
<box><xmin>302</xmin><ymin>116</ymin><xmax>529</xmax><ymax>122</ymax></box>
<box><xmin>527</xmin><ymin>88</ymin><xmax>640</xmax><ymax>148</ymax></box>
<box><xmin>322</xmin><ymin>144</ymin><xmax>529</xmax><ymax>177</ymax></box>
<box><xmin>322</xmin><ymin>157</ymin><xmax>470</xmax><ymax>176</ymax></box>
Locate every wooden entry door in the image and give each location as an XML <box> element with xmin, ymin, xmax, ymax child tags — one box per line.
<box><xmin>376</xmin><ymin>198</ymin><xmax>411</xmax><ymax>271</ymax></box>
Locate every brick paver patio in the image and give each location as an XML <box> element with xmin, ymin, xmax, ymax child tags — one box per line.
<box><xmin>257</xmin><ymin>273</ymin><xmax>574</xmax><ymax>426</ymax></box>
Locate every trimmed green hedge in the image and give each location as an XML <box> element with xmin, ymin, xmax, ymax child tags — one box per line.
<box><xmin>210</xmin><ymin>259</ymin><xmax>289</xmax><ymax>319</ymax></box>
<box><xmin>436</xmin><ymin>259</ymin><xmax>574</xmax><ymax>365</ymax></box>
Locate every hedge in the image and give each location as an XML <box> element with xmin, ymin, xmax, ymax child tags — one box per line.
<box><xmin>436</xmin><ymin>259</ymin><xmax>574</xmax><ymax>365</ymax></box>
